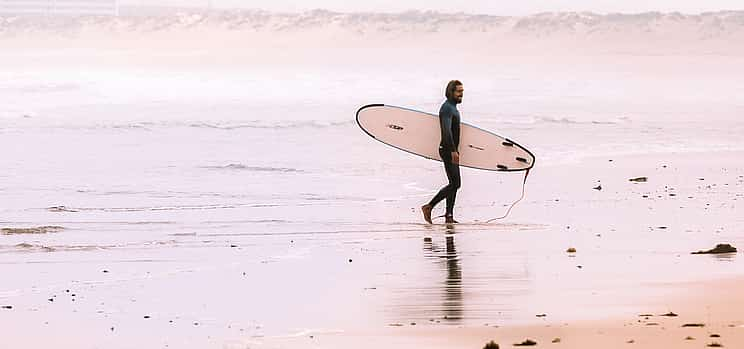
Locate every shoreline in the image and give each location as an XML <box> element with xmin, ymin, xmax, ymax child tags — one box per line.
<box><xmin>254</xmin><ymin>275</ymin><xmax>744</xmax><ymax>348</ymax></box>
<box><xmin>1</xmin><ymin>133</ymin><xmax>742</xmax><ymax>348</ymax></box>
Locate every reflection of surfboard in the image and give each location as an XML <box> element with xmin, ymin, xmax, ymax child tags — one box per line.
<box><xmin>356</xmin><ymin>104</ymin><xmax>535</xmax><ymax>172</ymax></box>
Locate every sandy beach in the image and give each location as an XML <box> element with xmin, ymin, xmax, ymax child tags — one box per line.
<box><xmin>2</xmin><ymin>148</ymin><xmax>741</xmax><ymax>348</ymax></box>
<box><xmin>257</xmin><ymin>276</ymin><xmax>744</xmax><ymax>349</ymax></box>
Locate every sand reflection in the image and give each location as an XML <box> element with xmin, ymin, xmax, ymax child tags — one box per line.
<box><xmin>423</xmin><ymin>226</ymin><xmax>463</xmax><ymax>323</ymax></box>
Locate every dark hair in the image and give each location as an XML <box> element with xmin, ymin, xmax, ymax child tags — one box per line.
<box><xmin>445</xmin><ymin>80</ymin><xmax>462</xmax><ymax>100</ymax></box>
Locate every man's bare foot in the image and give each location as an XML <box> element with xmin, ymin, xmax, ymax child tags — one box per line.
<box><xmin>445</xmin><ymin>215</ymin><xmax>459</xmax><ymax>224</ymax></box>
<box><xmin>421</xmin><ymin>204</ymin><xmax>433</xmax><ymax>224</ymax></box>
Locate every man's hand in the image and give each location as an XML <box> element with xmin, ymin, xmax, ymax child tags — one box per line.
<box><xmin>451</xmin><ymin>151</ymin><xmax>460</xmax><ymax>164</ymax></box>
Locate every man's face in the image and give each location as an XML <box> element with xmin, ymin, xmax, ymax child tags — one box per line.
<box><xmin>453</xmin><ymin>85</ymin><xmax>464</xmax><ymax>104</ymax></box>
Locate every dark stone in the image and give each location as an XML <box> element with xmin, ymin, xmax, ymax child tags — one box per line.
<box><xmin>692</xmin><ymin>244</ymin><xmax>737</xmax><ymax>254</ymax></box>
<box><xmin>483</xmin><ymin>341</ymin><xmax>500</xmax><ymax>349</ymax></box>
<box><xmin>513</xmin><ymin>339</ymin><xmax>537</xmax><ymax>346</ymax></box>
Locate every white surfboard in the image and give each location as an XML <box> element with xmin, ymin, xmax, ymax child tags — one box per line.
<box><xmin>356</xmin><ymin>104</ymin><xmax>535</xmax><ymax>172</ymax></box>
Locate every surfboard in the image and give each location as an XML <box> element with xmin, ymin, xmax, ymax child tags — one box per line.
<box><xmin>356</xmin><ymin>104</ymin><xmax>535</xmax><ymax>172</ymax></box>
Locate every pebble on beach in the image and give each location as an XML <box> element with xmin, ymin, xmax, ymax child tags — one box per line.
<box><xmin>513</xmin><ymin>339</ymin><xmax>537</xmax><ymax>346</ymax></box>
<box><xmin>692</xmin><ymin>244</ymin><xmax>737</xmax><ymax>254</ymax></box>
<box><xmin>483</xmin><ymin>340</ymin><xmax>500</xmax><ymax>349</ymax></box>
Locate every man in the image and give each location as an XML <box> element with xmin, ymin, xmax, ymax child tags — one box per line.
<box><xmin>421</xmin><ymin>80</ymin><xmax>463</xmax><ymax>224</ymax></box>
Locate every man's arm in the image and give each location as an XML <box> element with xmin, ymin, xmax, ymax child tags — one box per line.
<box><xmin>440</xmin><ymin>106</ymin><xmax>456</xmax><ymax>152</ymax></box>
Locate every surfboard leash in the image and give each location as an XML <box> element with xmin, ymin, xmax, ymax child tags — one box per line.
<box><xmin>485</xmin><ymin>168</ymin><xmax>530</xmax><ymax>223</ymax></box>
<box><xmin>431</xmin><ymin>168</ymin><xmax>531</xmax><ymax>223</ymax></box>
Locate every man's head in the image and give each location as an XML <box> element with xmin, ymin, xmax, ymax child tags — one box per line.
<box><xmin>445</xmin><ymin>80</ymin><xmax>464</xmax><ymax>104</ymax></box>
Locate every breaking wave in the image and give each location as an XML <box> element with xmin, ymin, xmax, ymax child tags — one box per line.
<box><xmin>1</xmin><ymin>9</ymin><xmax>743</xmax><ymax>53</ymax></box>
<box><xmin>188</xmin><ymin>120</ymin><xmax>355</xmax><ymax>130</ymax></box>
<box><xmin>202</xmin><ymin>164</ymin><xmax>304</xmax><ymax>173</ymax></box>
<box><xmin>510</xmin><ymin>115</ymin><xmax>632</xmax><ymax>125</ymax></box>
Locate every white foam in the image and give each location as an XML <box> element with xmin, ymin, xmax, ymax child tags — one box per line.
<box><xmin>1</xmin><ymin>9</ymin><xmax>743</xmax><ymax>55</ymax></box>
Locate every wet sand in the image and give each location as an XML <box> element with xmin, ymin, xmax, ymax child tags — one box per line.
<box><xmin>1</xmin><ymin>149</ymin><xmax>742</xmax><ymax>348</ymax></box>
<box><xmin>257</xmin><ymin>276</ymin><xmax>744</xmax><ymax>349</ymax></box>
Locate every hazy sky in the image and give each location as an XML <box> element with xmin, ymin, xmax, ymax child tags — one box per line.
<box><xmin>122</xmin><ymin>0</ymin><xmax>744</xmax><ymax>15</ymax></box>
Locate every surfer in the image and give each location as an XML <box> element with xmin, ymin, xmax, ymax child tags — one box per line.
<box><xmin>422</xmin><ymin>80</ymin><xmax>463</xmax><ymax>224</ymax></box>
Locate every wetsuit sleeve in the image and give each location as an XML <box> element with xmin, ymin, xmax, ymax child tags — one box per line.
<box><xmin>440</xmin><ymin>105</ymin><xmax>456</xmax><ymax>152</ymax></box>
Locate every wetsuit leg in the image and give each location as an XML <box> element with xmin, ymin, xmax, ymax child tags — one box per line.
<box><xmin>443</xmin><ymin>152</ymin><xmax>461</xmax><ymax>216</ymax></box>
<box><xmin>428</xmin><ymin>148</ymin><xmax>461</xmax><ymax>215</ymax></box>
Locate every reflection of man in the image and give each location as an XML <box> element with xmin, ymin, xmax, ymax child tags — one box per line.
<box><xmin>422</xmin><ymin>80</ymin><xmax>463</xmax><ymax>224</ymax></box>
<box><xmin>423</xmin><ymin>234</ymin><xmax>463</xmax><ymax>321</ymax></box>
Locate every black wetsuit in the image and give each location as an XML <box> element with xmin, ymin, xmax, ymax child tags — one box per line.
<box><xmin>428</xmin><ymin>98</ymin><xmax>461</xmax><ymax>217</ymax></box>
